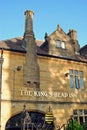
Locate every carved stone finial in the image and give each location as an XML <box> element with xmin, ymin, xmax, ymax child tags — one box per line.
<box><xmin>57</xmin><ymin>24</ymin><xmax>61</xmax><ymax>31</ymax></box>
<box><xmin>44</xmin><ymin>32</ymin><xmax>48</xmax><ymax>41</ymax></box>
<box><xmin>23</xmin><ymin>104</ymin><xmax>26</xmax><ymax>111</ymax></box>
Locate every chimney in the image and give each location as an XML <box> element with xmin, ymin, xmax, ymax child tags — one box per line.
<box><xmin>24</xmin><ymin>10</ymin><xmax>34</xmax><ymax>37</ymax></box>
<box><xmin>68</xmin><ymin>29</ymin><xmax>80</xmax><ymax>53</ymax></box>
<box><xmin>23</xmin><ymin>10</ymin><xmax>40</xmax><ymax>88</ymax></box>
<box><xmin>68</xmin><ymin>29</ymin><xmax>77</xmax><ymax>40</ymax></box>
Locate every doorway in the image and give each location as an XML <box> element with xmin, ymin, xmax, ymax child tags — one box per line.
<box><xmin>5</xmin><ymin>111</ymin><xmax>54</xmax><ymax>130</ymax></box>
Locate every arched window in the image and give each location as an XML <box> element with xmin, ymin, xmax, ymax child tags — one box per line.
<box><xmin>6</xmin><ymin>111</ymin><xmax>54</xmax><ymax>130</ymax></box>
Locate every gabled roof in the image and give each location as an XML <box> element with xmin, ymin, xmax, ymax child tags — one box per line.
<box><xmin>36</xmin><ymin>40</ymin><xmax>44</xmax><ymax>46</ymax></box>
<box><xmin>79</xmin><ymin>44</ymin><xmax>87</xmax><ymax>58</ymax></box>
<box><xmin>49</xmin><ymin>24</ymin><xmax>71</xmax><ymax>41</ymax></box>
<box><xmin>0</xmin><ymin>37</ymin><xmax>44</xmax><ymax>53</ymax></box>
<box><xmin>80</xmin><ymin>44</ymin><xmax>87</xmax><ymax>51</ymax></box>
<box><xmin>0</xmin><ymin>37</ymin><xmax>87</xmax><ymax>63</ymax></box>
<box><xmin>40</xmin><ymin>41</ymin><xmax>49</xmax><ymax>52</ymax></box>
<box><xmin>0</xmin><ymin>37</ymin><xmax>25</xmax><ymax>52</ymax></box>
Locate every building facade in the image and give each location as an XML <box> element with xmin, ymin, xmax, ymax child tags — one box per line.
<box><xmin>0</xmin><ymin>10</ymin><xmax>87</xmax><ymax>130</ymax></box>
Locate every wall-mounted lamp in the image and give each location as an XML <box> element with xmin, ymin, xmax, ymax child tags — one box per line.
<box><xmin>16</xmin><ymin>66</ymin><xmax>22</xmax><ymax>71</ymax></box>
<box><xmin>65</xmin><ymin>72</ymin><xmax>69</xmax><ymax>77</ymax></box>
<box><xmin>12</xmin><ymin>65</ymin><xmax>22</xmax><ymax>100</ymax></box>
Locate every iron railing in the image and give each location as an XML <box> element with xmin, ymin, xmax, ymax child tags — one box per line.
<box><xmin>55</xmin><ymin>116</ymin><xmax>87</xmax><ymax>130</ymax></box>
<box><xmin>55</xmin><ymin>116</ymin><xmax>74</xmax><ymax>130</ymax></box>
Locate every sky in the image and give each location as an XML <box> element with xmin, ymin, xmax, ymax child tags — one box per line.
<box><xmin>0</xmin><ymin>0</ymin><xmax>87</xmax><ymax>47</ymax></box>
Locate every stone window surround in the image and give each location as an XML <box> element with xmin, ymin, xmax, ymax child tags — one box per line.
<box><xmin>56</xmin><ymin>39</ymin><xmax>66</xmax><ymax>49</ymax></box>
<box><xmin>69</xmin><ymin>69</ymin><xmax>84</xmax><ymax>90</ymax></box>
<box><xmin>73</xmin><ymin>109</ymin><xmax>87</xmax><ymax>124</ymax></box>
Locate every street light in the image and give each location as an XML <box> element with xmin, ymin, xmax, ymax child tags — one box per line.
<box><xmin>0</xmin><ymin>49</ymin><xmax>4</xmax><ymax>129</ymax></box>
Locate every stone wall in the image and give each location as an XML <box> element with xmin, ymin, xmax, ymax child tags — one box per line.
<box><xmin>1</xmin><ymin>50</ymin><xmax>87</xmax><ymax>129</ymax></box>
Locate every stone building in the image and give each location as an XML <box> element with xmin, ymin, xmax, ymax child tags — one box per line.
<box><xmin>0</xmin><ymin>10</ymin><xmax>87</xmax><ymax>130</ymax></box>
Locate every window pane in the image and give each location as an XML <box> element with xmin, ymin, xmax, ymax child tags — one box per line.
<box><xmin>73</xmin><ymin>110</ymin><xmax>77</xmax><ymax>115</ymax></box>
<box><xmin>56</xmin><ymin>40</ymin><xmax>60</xmax><ymax>48</ymax></box>
<box><xmin>75</xmin><ymin>76</ymin><xmax>79</xmax><ymax>89</ymax></box>
<box><xmin>80</xmin><ymin>77</ymin><xmax>84</xmax><ymax>89</ymax></box>
<box><xmin>61</xmin><ymin>41</ymin><xmax>65</xmax><ymax>49</ymax></box>
<box><xmin>78</xmin><ymin>110</ymin><xmax>83</xmax><ymax>116</ymax></box>
<box><xmin>74</xmin><ymin>70</ymin><xmax>78</xmax><ymax>75</ymax></box>
<box><xmin>69</xmin><ymin>70</ymin><xmax>73</xmax><ymax>74</ymax></box>
<box><xmin>79</xmin><ymin>117</ymin><xmax>83</xmax><ymax>124</ymax></box>
<box><xmin>79</xmin><ymin>71</ymin><xmax>83</xmax><ymax>76</ymax></box>
<box><xmin>84</xmin><ymin>110</ymin><xmax>87</xmax><ymax>115</ymax></box>
<box><xmin>85</xmin><ymin>116</ymin><xmax>87</xmax><ymax>122</ymax></box>
<box><xmin>70</xmin><ymin>75</ymin><xmax>74</xmax><ymax>88</ymax></box>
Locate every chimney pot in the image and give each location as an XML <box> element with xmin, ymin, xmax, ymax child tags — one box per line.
<box><xmin>24</xmin><ymin>10</ymin><xmax>34</xmax><ymax>18</ymax></box>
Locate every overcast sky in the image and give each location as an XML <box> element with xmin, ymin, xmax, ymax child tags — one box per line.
<box><xmin>0</xmin><ymin>0</ymin><xmax>87</xmax><ymax>47</ymax></box>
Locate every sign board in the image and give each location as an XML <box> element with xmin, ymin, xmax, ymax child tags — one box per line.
<box><xmin>45</xmin><ymin>112</ymin><xmax>54</xmax><ymax>124</ymax></box>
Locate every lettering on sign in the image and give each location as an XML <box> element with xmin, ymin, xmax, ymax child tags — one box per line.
<box><xmin>20</xmin><ymin>90</ymin><xmax>77</xmax><ymax>98</ymax></box>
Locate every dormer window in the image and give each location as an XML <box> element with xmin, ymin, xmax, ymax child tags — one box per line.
<box><xmin>56</xmin><ymin>40</ymin><xmax>66</xmax><ymax>49</ymax></box>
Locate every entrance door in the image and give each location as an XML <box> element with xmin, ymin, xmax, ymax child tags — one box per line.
<box><xmin>5</xmin><ymin>111</ymin><xmax>54</xmax><ymax>130</ymax></box>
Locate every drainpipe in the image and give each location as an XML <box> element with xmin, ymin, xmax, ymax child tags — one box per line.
<box><xmin>0</xmin><ymin>49</ymin><xmax>4</xmax><ymax>129</ymax></box>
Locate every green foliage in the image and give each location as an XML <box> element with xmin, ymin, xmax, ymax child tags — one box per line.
<box><xmin>66</xmin><ymin>119</ymin><xmax>83</xmax><ymax>130</ymax></box>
